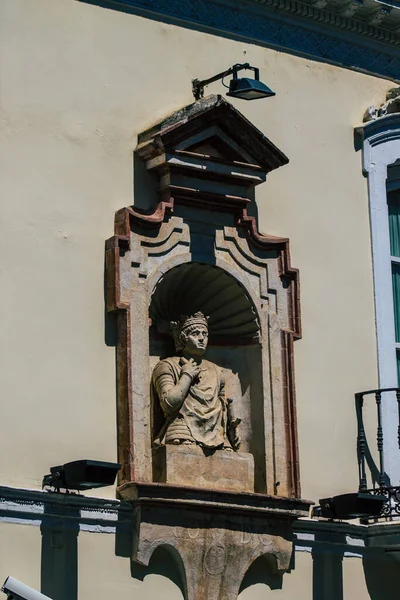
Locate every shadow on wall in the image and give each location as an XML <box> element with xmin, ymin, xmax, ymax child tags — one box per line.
<box><xmin>115</xmin><ymin>508</ymin><xmax>186</xmax><ymax>597</ymax></box>
<box><xmin>238</xmin><ymin>535</ymin><xmax>345</xmax><ymax>600</ymax></box>
<box><xmin>40</xmin><ymin>498</ymin><xmax>394</xmax><ymax>600</ymax></box>
<box><xmin>39</xmin><ymin>498</ymin><xmax>134</xmax><ymax>600</ymax></box>
<box><xmin>40</xmin><ymin>504</ymin><xmax>79</xmax><ymax>600</ymax></box>
<box><xmin>237</xmin><ymin>547</ymin><xmax>345</xmax><ymax>600</ymax></box>
<box><xmin>239</xmin><ymin>555</ymin><xmax>283</xmax><ymax>594</ymax></box>
<box><xmin>131</xmin><ymin>546</ymin><xmax>186</xmax><ymax>599</ymax></box>
<box><xmin>364</xmin><ymin>555</ymin><xmax>399</xmax><ymax>598</ymax></box>
<box><xmin>312</xmin><ymin>549</ymin><xmax>343</xmax><ymax>600</ymax></box>
<box><xmin>133</xmin><ymin>153</ymin><xmax>159</xmax><ymax>213</ymax></box>
<box><xmin>103</xmin><ymin>152</ymin><xmax>158</xmax><ymax>350</ymax></box>
<box><xmin>355</xmin><ymin>394</ymin><xmax>390</xmax><ymax>490</ymax></box>
<box><xmin>125</xmin><ymin>545</ymin><xmax>286</xmax><ymax>600</ymax></box>
<box><xmin>311</xmin><ymin>530</ymin><xmax>346</xmax><ymax>600</ymax></box>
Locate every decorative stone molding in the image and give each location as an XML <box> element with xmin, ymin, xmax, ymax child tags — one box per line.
<box><xmin>106</xmin><ymin>95</ymin><xmax>301</xmax><ymax>491</ymax></box>
<box><xmin>363</xmin><ymin>88</ymin><xmax>400</xmax><ymax>122</ymax></box>
<box><xmin>340</xmin><ymin>0</ymin><xmax>363</xmax><ymax>19</ymax></box>
<box><xmin>106</xmin><ymin>95</ymin><xmax>312</xmax><ymax>597</ymax></box>
<box><xmin>368</xmin><ymin>8</ymin><xmax>391</xmax><ymax>27</ymax></box>
<box><xmin>81</xmin><ymin>0</ymin><xmax>400</xmax><ymax>82</ymax></box>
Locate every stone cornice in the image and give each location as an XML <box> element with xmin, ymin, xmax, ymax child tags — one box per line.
<box><xmin>1</xmin><ymin>484</ymin><xmax>399</xmax><ymax>555</ymax></box>
<box><xmin>80</xmin><ymin>0</ymin><xmax>400</xmax><ymax>82</ymax></box>
<box><xmin>246</xmin><ymin>0</ymin><xmax>400</xmax><ymax>46</ymax></box>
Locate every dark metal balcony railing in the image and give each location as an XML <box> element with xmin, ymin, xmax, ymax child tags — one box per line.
<box><xmin>356</xmin><ymin>387</ymin><xmax>400</xmax><ymax>521</ymax></box>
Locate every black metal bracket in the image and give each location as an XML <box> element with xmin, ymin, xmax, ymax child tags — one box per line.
<box><xmin>360</xmin><ymin>486</ymin><xmax>400</xmax><ymax>522</ymax></box>
<box><xmin>192</xmin><ymin>63</ymin><xmax>259</xmax><ymax>100</ymax></box>
<box><xmin>356</xmin><ymin>387</ymin><xmax>400</xmax><ymax>521</ymax></box>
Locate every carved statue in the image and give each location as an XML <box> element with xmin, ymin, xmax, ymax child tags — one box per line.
<box><xmin>363</xmin><ymin>87</ymin><xmax>400</xmax><ymax>122</ymax></box>
<box><xmin>152</xmin><ymin>312</ymin><xmax>241</xmax><ymax>451</ymax></box>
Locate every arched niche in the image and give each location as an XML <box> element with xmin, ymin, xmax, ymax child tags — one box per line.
<box><xmin>148</xmin><ymin>262</ymin><xmax>266</xmax><ymax>491</ymax></box>
<box><xmin>149</xmin><ymin>262</ymin><xmax>260</xmax><ymax>342</ymax></box>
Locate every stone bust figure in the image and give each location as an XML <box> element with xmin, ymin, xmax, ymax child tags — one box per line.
<box><xmin>152</xmin><ymin>312</ymin><xmax>241</xmax><ymax>451</ymax></box>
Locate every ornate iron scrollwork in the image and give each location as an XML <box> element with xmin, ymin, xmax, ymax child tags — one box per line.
<box><xmin>356</xmin><ymin>387</ymin><xmax>400</xmax><ymax>522</ymax></box>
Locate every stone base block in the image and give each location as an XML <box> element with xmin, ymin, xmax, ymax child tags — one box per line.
<box><xmin>152</xmin><ymin>444</ymin><xmax>254</xmax><ymax>493</ymax></box>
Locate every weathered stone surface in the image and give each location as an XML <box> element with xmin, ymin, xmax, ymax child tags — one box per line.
<box><xmin>119</xmin><ymin>482</ymin><xmax>313</xmax><ymax>600</ymax></box>
<box><xmin>107</xmin><ymin>97</ymin><xmax>302</xmax><ymax>496</ymax></box>
<box><xmin>363</xmin><ymin>87</ymin><xmax>400</xmax><ymax>122</ymax></box>
<box><xmin>151</xmin><ymin>311</ymin><xmax>242</xmax><ymax>456</ymax></box>
<box><xmin>107</xmin><ymin>97</ymin><xmax>310</xmax><ymax>599</ymax></box>
<box><xmin>152</xmin><ymin>445</ymin><xmax>254</xmax><ymax>493</ymax></box>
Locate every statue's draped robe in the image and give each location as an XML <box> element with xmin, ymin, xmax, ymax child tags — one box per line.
<box><xmin>152</xmin><ymin>357</ymin><xmax>227</xmax><ymax>448</ymax></box>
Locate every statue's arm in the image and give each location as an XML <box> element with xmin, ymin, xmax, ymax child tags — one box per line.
<box><xmin>153</xmin><ymin>360</ymin><xmax>198</xmax><ymax>416</ymax></box>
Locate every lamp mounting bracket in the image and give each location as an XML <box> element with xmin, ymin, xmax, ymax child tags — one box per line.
<box><xmin>192</xmin><ymin>63</ymin><xmax>259</xmax><ymax>100</ymax></box>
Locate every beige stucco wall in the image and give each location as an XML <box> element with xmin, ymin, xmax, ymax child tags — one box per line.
<box><xmin>0</xmin><ymin>0</ymin><xmax>395</xmax><ymax>597</ymax></box>
<box><xmin>78</xmin><ymin>531</ymin><xmax>184</xmax><ymax>599</ymax></box>
<box><xmin>0</xmin><ymin>523</ymin><xmax>42</xmax><ymax>591</ymax></box>
<box><xmin>0</xmin><ymin>523</ymin><xmax>372</xmax><ymax>600</ymax></box>
<box><xmin>0</xmin><ymin>0</ymin><xmax>388</xmax><ymax>500</ymax></box>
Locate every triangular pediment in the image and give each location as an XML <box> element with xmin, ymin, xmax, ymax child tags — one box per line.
<box><xmin>186</xmin><ymin>137</ymin><xmax>246</xmax><ymax>163</ymax></box>
<box><xmin>188</xmin><ymin>141</ymin><xmax>228</xmax><ymax>160</ymax></box>
<box><xmin>174</xmin><ymin>124</ymin><xmax>256</xmax><ymax>164</ymax></box>
<box><xmin>136</xmin><ymin>95</ymin><xmax>288</xmax><ymax>174</ymax></box>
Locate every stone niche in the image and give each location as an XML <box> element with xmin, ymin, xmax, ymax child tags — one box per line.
<box><xmin>106</xmin><ymin>95</ymin><xmax>312</xmax><ymax>600</ymax></box>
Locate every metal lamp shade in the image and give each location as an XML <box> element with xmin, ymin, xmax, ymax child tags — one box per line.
<box><xmin>44</xmin><ymin>459</ymin><xmax>121</xmax><ymax>491</ymax></box>
<box><xmin>60</xmin><ymin>460</ymin><xmax>120</xmax><ymax>489</ymax></box>
<box><xmin>226</xmin><ymin>77</ymin><xmax>276</xmax><ymax>100</ymax></box>
<box><xmin>319</xmin><ymin>492</ymin><xmax>386</xmax><ymax>519</ymax></box>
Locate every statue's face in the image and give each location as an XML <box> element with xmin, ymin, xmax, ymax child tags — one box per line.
<box><xmin>183</xmin><ymin>325</ymin><xmax>208</xmax><ymax>356</ymax></box>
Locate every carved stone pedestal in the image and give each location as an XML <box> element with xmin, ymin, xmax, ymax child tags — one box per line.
<box><xmin>152</xmin><ymin>445</ymin><xmax>254</xmax><ymax>493</ymax></box>
<box><xmin>119</xmin><ymin>482</ymin><xmax>312</xmax><ymax>600</ymax></box>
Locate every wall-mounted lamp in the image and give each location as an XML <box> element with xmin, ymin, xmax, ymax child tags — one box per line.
<box><xmin>192</xmin><ymin>63</ymin><xmax>275</xmax><ymax>101</ymax></box>
<box><xmin>42</xmin><ymin>459</ymin><xmax>120</xmax><ymax>493</ymax></box>
<box><xmin>312</xmin><ymin>492</ymin><xmax>386</xmax><ymax>520</ymax></box>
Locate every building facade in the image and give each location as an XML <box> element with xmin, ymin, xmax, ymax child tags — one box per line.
<box><xmin>1</xmin><ymin>0</ymin><xmax>400</xmax><ymax>598</ymax></box>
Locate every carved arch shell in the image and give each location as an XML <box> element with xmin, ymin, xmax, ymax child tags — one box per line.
<box><xmin>149</xmin><ymin>262</ymin><xmax>260</xmax><ymax>341</ymax></box>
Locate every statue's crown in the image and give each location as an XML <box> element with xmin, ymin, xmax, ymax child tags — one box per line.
<box><xmin>171</xmin><ymin>311</ymin><xmax>209</xmax><ymax>333</ymax></box>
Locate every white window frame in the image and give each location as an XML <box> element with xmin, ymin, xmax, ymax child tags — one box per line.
<box><xmin>387</xmin><ymin>183</ymin><xmax>400</xmax><ymax>372</ymax></box>
<box><xmin>360</xmin><ymin>114</ymin><xmax>400</xmax><ymax>484</ymax></box>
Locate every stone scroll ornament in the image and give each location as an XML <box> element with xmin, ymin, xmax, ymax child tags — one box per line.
<box><xmin>152</xmin><ymin>312</ymin><xmax>241</xmax><ymax>452</ymax></box>
<box><xmin>107</xmin><ymin>95</ymin><xmax>313</xmax><ymax>600</ymax></box>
